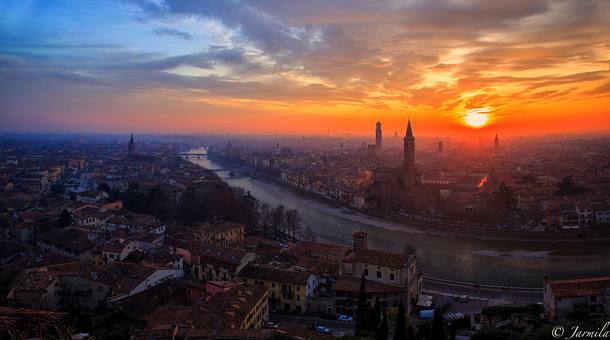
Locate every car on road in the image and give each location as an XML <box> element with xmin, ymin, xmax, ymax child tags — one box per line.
<box><xmin>316</xmin><ymin>326</ymin><xmax>330</xmax><ymax>334</ymax></box>
<box><xmin>338</xmin><ymin>315</ymin><xmax>353</xmax><ymax>322</ymax></box>
<box><xmin>264</xmin><ymin>322</ymin><xmax>280</xmax><ymax>329</ymax></box>
<box><xmin>461</xmin><ymin>295</ymin><xmax>469</xmax><ymax>302</ymax></box>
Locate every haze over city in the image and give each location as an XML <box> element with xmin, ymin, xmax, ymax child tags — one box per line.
<box><xmin>1</xmin><ymin>0</ymin><xmax>609</xmax><ymax>137</ymax></box>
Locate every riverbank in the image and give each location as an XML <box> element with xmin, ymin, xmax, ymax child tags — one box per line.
<box><xmin>242</xmin><ymin>172</ymin><xmax>610</xmax><ymax>243</ymax></box>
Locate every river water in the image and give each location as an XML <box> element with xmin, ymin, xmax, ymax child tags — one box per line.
<box><xmin>187</xmin><ymin>148</ymin><xmax>609</xmax><ymax>287</ymax></box>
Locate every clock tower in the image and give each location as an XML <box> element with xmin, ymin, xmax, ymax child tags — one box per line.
<box><xmin>403</xmin><ymin>120</ymin><xmax>415</xmax><ymax>188</ymax></box>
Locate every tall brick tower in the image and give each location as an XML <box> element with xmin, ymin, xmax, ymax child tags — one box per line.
<box><xmin>494</xmin><ymin>134</ymin><xmax>499</xmax><ymax>151</ymax></box>
<box><xmin>128</xmin><ymin>134</ymin><xmax>136</xmax><ymax>156</ymax></box>
<box><xmin>403</xmin><ymin>120</ymin><xmax>415</xmax><ymax>188</ymax></box>
<box><xmin>375</xmin><ymin>121</ymin><xmax>382</xmax><ymax>155</ymax></box>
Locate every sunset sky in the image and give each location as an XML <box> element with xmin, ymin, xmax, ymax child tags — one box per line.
<box><xmin>1</xmin><ymin>0</ymin><xmax>609</xmax><ymax>137</ymax></box>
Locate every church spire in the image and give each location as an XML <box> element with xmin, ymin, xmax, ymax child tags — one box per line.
<box><xmin>405</xmin><ymin>120</ymin><xmax>413</xmax><ymax>138</ymax></box>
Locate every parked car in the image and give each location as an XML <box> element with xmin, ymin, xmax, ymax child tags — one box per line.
<box><xmin>316</xmin><ymin>326</ymin><xmax>330</xmax><ymax>334</ymax></box>
<box><xmin>306</xmin><ymin>325</ymin><xmax>315</xmax><ymax>330</ymax></box>
<box><xmin>291</xmin><ymin>310</ymin><xmax>302</xmax><ymax>316</ymax></box>
<box><xmin>338</xmin><ymin>315</ymin><xmax>353</xmax><ymax>322</ymax></box>
<box><xmin>461</xmin><ymin>295</ymin><xmax>469</xmax><ymax>302</ymax></box>
<box><xmin>265</xmin><ymin>322</ymin><xmax>279</xmax><ymax>329</ymax></box>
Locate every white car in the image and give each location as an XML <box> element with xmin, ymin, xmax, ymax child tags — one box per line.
<box><xmin>316</xmin><ymin>326</ymin><xmax>330</xmax><ymax>333</ymax></box>
<box><xmin>338</xmin><ymin>315</ymin><xmax>353</xmax><ymax>322</ymax></box>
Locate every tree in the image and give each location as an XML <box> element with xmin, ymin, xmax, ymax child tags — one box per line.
<box><xmin>406</xmin><ymin>323</ymin><xmax>415</xmax><ymax>340</ymax></box>
<box><xmin>429</xmin><ymin>307</ymin><xmax>446</xmax><ymax>340</ymax></box>
<box><xmin>301</xmin><ymin>225</ymin><xmax>316</xmax><ymax>242</ymax></box>
<box><xmin>57</xmin><ymin>210</ymin><xmax>72</xmax><ymax>228</ymax></box>
<box><xmin>285</xmin><ymin>208</ymin><xmax>302</xmax><ymax>238</ymax></box>
<box><xmin>371</xmin><ymin>295</ymin><xmax>381</xmax><ymax>328</ymax></box>
<box><xmin>259</xmin><ymin>202</ymin><xmax>272</xmax><ymax>234</ymax></box>
<box><xmin>378</xmin><ymin>311</ymin><xmax>388</xmax><ymax>340</ymax></box>
<box><xmin>97</xmin><ymin>182</ymin><xmax>111</xmax><ymax>193</ymax></box>
<box><xmin>416</xmin><ymin>322</ymin><xmax>431</xmax><ymax>340</ymax></box>
<box><xmin>356</xmin><ymin>275</ymin><xmax>369</xmax><ymax>332</ymax></box>
<box><xmin>394</xmin><ymin>299</ymin><xmax>407</xmax><ymax>340</ymax></box>
<box><xmin>555</xmin><ymin>176</ymin><xmax>588</xmax><ymax>197</ymax></box>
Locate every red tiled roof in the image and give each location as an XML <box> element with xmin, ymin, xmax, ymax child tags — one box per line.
<box><xmin>343</xmin><ymin>248</ymin><xmax>414</xmax><ymax>268</ymax></box>
<box><xmin>0</xmin><ymin>308</ymin><xmax>67</xmax><ymax>337</ymax></box>
<box><xmin>14</xmin><ymin>271</ymin><xmax>59</xmax><ymax>292</ymax></box>
<box><xmin>332</xmin><ymin>274</ymin><xmax>407</xmax><ymax>293</ymax></box>
<box><xmin>548</xmin><ymin>277</ymin><xmax>610</xmax><ymax>298</ymax></box>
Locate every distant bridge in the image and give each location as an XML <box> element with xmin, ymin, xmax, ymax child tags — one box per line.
<box><xmin>180</xmin><ymin>153</ymin><xmax>208</xmax><ymax>159</ymax></box>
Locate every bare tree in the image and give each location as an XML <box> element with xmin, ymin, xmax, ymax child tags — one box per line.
<box><xmin>301</xmin><ymin>225</ymin><xmax>316</xmax><ymax>242</ymax></box>
<box><xmin>285</xmin><ymin>208</ymin><xmax>302</xmax><ymax>238</ymax></box>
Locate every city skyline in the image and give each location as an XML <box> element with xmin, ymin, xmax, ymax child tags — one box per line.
<box><xmin>1</xmin><ymin>0</ymin><xmax>609</xmax><ymax>137</ymax></box>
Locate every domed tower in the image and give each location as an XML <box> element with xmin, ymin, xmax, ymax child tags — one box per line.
<box><xmin>403</xmin><ymin>120</ymin><xmax>416</xmax><ymax>189</ymax></box>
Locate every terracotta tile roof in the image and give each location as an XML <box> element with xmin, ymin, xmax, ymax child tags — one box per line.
<box><xmin>0</xmin><ymin>307</ymin><xmax>67</xmax><ymax>338</ymax></box>
<box><xmin>14</xmin><ymin>270</ymin><xmax>59</xmax><ymax>292</ymax></box>
<box><xmin>195</xmin><ymin>245</ymin><xmax>249</xmax><ymax>265</ymax></box>
<box><xmin>343</xmin><ymin>248</ymin><xmax>414</xmax><ymax>268</ymax></box>
<box><xmin>280</xmin><ymin>325</ymin><xmax>334</xmax><ymax>340</ymax></box>
<box><xmin>143</xmin><ymin>305</ymin><xmax>225</xmax><ymax>330</ymax></box>
<box><xmin>199</xmin><ymin>282</ymin><xmax>268</xmax><ymax>328</ymax></box>
<box><xmin>3</xmin><ymin>251</ymin><xmax>80</xmax><ymax>270</ymax></box>
<box><xmin>123</xmin><ymin>248</ymin><xmax>183</xmax><ymax>266</ymax></box>
<box><xmin>118</xmin><ymin>280</ymin><xmax>186</xmax><ymax>319</ymax></box>
<box><xmin>35</xmin><ymin>227</ymin><xmax>96</xmax><ymax>253</ymax></box>
<box><xmin>332</xmin><ymin>274</ymin><xmax>407</xmax><ymax>293</ymax></box>
<box><xmin>548</xmin><ymin>277</ymin><xmax>610</xmax><ymax>298</ymax></box>
<box><xmin>131</xmin><ymin>326</ymin><xmax>271</xmax><ymax>340</ymax></box>
<box><xmin>238</xmin><ymin>263</ymin><xmax>310</xmax><ymax>285</ymax></box>
<box><xmin>197</xmin><ymin>221</ymin><xmax>244</xmax><ymax>234</ymax></box>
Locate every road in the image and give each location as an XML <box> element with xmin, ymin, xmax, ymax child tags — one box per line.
<box><xmin>268</xmin><ymin>278</ymin><xmax>542</xmax><ymax>334</ymax></box>
<box><xmin>269</xmin><ymin>313</ymin><xmax>356</xmax><ymax>335</ymax></box>
<box><xmin>422</xmin><ymin>276</ymin><xmax>543</xmax><ymax>303</ymax></box>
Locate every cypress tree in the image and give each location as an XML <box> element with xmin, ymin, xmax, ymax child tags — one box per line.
<box><xmin>429</xmin><ymin>307</ymin><xmax>446</xmax><ymax>340</ymax></box>
<box><xmin>373</xmin><ymin>295</ymin><xmax>381</xmax><ymax>325</ymax></box>
<box><xmin>407</xmin><ymin>323</ymin><xmax>415</xmax><ymax>340</ymax></box>
<box><xmin>355</xmin><ymin>274</ymin><xmax>369</xmax><ymax>332</ymax></box>
<box><xmin>378</xmin><ymin>311</ymin><xmax>389</xmax><ymax>340</ymax></box>
<box><xmin>394</xmin><ymin>299</ymin><xmax>407</xmax><ymax>340</ymax></box>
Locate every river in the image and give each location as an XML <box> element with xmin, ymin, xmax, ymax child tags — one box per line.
<box><xmin>186</xmin><ymin>148</ymin><xmax>610</xmax><ymax>288</ymax></box>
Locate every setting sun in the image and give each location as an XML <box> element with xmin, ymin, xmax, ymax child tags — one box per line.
<box><xmin>464</xmin><ymin>109</ymin><xmax>490</xmax><ymax>128</ymax></box>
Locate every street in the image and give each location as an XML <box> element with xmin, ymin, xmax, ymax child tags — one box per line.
<box><xmin>423</xmin><ymin>277</ymin><xmax>543</xmax><ymax>303</ymax></box>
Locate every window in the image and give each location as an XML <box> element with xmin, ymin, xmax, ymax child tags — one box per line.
<box><xmin>390</xmin><ymin>273</ymin><xmax>395</xmax><ymax>281</ymax></box>
<box><xmin>272</xmin><ymin>282</ymin><xmax>275</xmax><ymax>288</ymax></box>
<box><xmin>377</xmin><ymin>271</ymin><xmax>381</xmax><ymax>279</ymax></box>
<box><xmin>364</xmin><ymin>269</ymin><xmax>369</xmax><ymax>277</ymax></box>
<box><xmin>199</xmin><ymin>292</ymin><xmax>202</xmax><ymax>298</ymax></box>
<box><xmin>83</xmin><ymin>298</ymin><xmax>87</xmax><ymax>306</ymax></box>
<box><xmin>297</xmin><ymin>286</ymin><xmax>300</xmax><ymax>291</ymax></box>
<box><xmin>297</xmin><ymin>295</ymin><xmax>300</xmax><ymax>301</ymax></box>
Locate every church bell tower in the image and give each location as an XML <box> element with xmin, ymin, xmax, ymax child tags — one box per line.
<box><xmin>403</xmin><ymin>120</ymin><xmax>415</xmax><ymax>188</ymax></box>
<box><xmin>375</xmin><ymin>121</ymin><xmax>382</xmax><ymax>155</ymax></box>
